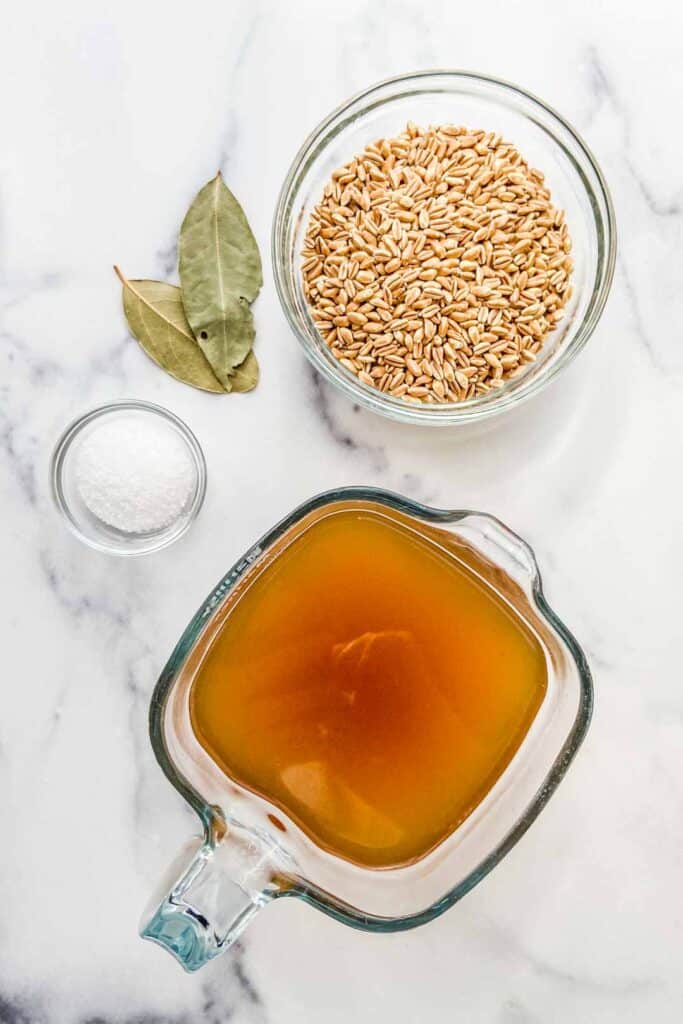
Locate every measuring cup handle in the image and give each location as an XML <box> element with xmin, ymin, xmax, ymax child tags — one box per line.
<box><xmin>140</xmin><ymin>832</ymin><xmax>279</xmax><ymax>972</ymax></box>
<box><xmin>446</xmin><ymin>512</ymin><xmax>541</xmax><ymax>594</ymax></box>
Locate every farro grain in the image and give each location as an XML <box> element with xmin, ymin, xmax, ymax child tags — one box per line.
<box><xmin>302</xmin><ymin>122</ymin><xmax>573</xmax><ymax>404</ymax></box>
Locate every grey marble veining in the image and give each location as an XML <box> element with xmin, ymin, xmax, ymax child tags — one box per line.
<box><xmin>1</xmin><ymin>0</ymin><xmax>682</xmax><ymax>1020</ymax></box>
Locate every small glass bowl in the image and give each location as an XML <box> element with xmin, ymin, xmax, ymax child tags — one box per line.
<box><xmin>50</xmin><ymin>400</ymin><xmax>207</xmax><ymax>556</ymax></box>
<box><xmin>272</xmin><ymin>70</ymin><xmax>617</xmax><ymax>425</ymax></box>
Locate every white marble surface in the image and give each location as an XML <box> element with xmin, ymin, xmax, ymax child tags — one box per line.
<box><xmin>1</xmin><ymin>0</ymin><xmax>681</xmax><ymax>1019</ymax></box>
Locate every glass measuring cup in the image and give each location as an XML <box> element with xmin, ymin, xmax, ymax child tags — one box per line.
<box><xmin>142</xmin><ymin>488</ymin><xmax>592</xmax><ymax>971</ymax></box>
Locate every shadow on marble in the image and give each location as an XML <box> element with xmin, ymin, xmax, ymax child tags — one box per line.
<box><xmin>306</xmin><ymin>321</ymin><xmax>629</xmax><ymax>519</ymax></box>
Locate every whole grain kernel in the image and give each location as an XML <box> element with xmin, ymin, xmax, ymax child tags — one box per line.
<box><xmin>301</xmin><ymin>122</ymin><xmax>573</xmax><ymax>405</ymax></box>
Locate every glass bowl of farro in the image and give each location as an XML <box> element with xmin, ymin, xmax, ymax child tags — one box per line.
<box><xmin>273</xmin><ymin>70</ymin><xmax>616</xmax><ymax>425</ymax></box>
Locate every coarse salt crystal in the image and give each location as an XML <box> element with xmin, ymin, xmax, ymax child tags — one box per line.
<box><xmin>75</xmin><ymin>417</ymin><xmax>196</xmax><ymax>534</ymax></box>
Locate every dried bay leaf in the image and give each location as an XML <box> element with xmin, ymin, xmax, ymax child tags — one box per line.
<box><xmin>179</xmin><ymin>172</ymin><xmax>262</xmax><ymax>388</ymax></box>
<box><xmin>115</xmin><ymin>173</ymin><xmax>262</xmax><ymax>396</ymax></box>
<box><xmin>230</xmin><ymin>349</ymin><xmax>259</xmax><ymax>393</ymax></box>
<box><xmin>114</xmin><ymin>268</ymin><xmax>227</xmax><ymax>394</ymax></box>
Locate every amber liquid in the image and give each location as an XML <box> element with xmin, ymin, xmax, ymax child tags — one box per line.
<box><xmin>190</xmin><ymin>508</ymin><xmax>547</xmax><ymax>868</ymax></box>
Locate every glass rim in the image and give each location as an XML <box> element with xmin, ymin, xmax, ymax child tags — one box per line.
<box><xmin>148</xmin><ymin>486</ymin><xmax>593</xmax><ymax>932</ymax></box>
<box><xmin>49</xmin><ymin>399</ymin><xmax>207</xmax><ymax>557</ymax></box>
<box><xmin>272</xmin><ymin>68</ymin><xmax>617</xmax><ymax>425</ymax></box>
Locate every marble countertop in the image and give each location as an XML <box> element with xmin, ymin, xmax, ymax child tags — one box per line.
<box><xmin>2</xmin><ymin>0</ymin><xmax>681</xmax><ymax>1020</ymax></box>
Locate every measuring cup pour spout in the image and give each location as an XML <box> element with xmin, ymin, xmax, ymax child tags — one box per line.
<box><xmin>140</xmin><ymin>821</ymin><xmax>283</xmax><ymax>972</ymax></box>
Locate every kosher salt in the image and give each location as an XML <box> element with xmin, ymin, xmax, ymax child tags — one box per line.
<box><xmin>75</xmin><ymin>417</ymin><xmax>196</xmax><ymax>534</ymax></box>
